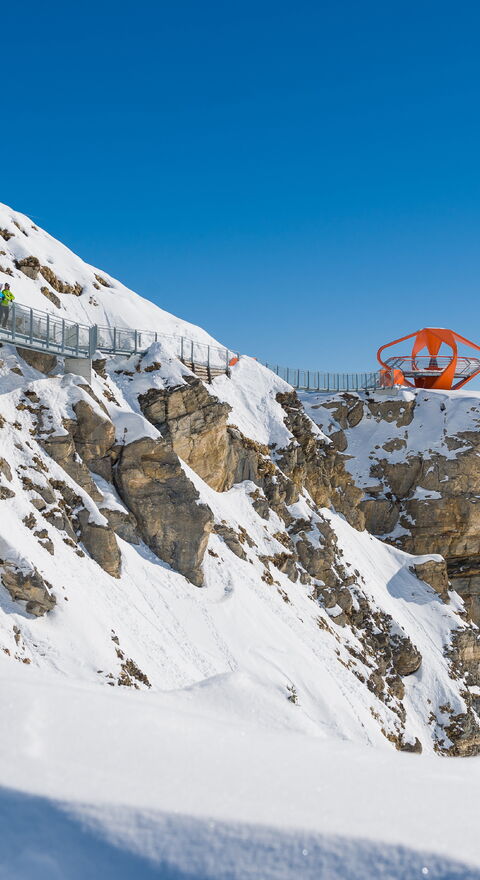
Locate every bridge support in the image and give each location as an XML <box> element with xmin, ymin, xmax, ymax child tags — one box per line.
<box><xmin>64</xmin><ymin>357</ymin><xmax>92</xmax><ymax>383</ymax></box>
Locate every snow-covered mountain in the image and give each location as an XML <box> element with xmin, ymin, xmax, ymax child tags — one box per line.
<box><xmin>0</xmin><ymin>203</ymin><xmax>222</xmax><ymax>344</ymax></box>
<box><xmin>1</xmin><ymin>202</ymin><xmax>480</xmax><ymax>878</ymax></box>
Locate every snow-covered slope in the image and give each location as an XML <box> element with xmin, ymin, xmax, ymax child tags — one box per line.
<box><xmin>1</xmin><ymin>204</ymin><xmax>480</xmax><ymax>877</ymax></box>
<box><xmin>0</xmin><ymin>202</ymin><xmax>223</xmax><ymax>344</ymax></box>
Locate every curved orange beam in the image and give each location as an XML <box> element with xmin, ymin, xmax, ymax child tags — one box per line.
<box><xmin>377</xmin><ymin>327</ymin><xmax>480</xmax><ymax>391</ymax></box>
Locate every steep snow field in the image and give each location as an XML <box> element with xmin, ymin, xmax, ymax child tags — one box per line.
<box><xmin>2</xmin><ymin>664</ymin><xmax>480</xmax><ymax>880</ymax></box>
<box><xmin>1</xmin><ymin>203</ymin><xmax>480</xmax><ymax>878</ymax></box>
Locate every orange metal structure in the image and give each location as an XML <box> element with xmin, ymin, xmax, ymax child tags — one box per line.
<box><xmin>377</xmin><ymin>328</ymin><xmax>480</xmax><ymax>390</ymax></box>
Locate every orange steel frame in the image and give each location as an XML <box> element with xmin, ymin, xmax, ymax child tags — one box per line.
<box><xmin>377</xmin><ymin>328</ymin><xmax>480</xmax><ymax>390</ymax></box>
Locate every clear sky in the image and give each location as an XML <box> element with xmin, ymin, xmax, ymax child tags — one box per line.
<box><xmin>3</xmin><ymin>1</ymin><xmax>480</xmax><ymax>372</ymax></box>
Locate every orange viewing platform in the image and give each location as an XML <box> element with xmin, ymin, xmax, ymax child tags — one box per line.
<box><xmin>377</xmin><ymin>328</ymin><xmax>480</xmax><ymax>390</ymax></box>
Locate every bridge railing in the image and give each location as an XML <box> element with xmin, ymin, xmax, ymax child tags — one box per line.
<box><xmin>96</xmin><ymin>323</ymin><xmax>237</xmax><ymax>370</ymax></box>
<box><xmin>262</xmin><ymin>363</ymin><xmax>381</xmax><ymax>392</ymax></box>
<box><xmin>0</xmin><ymin>299</ymin><xmax>380</xmax><ymax>390</ymax></box>
<box><xmin>0</xmin><ymin>302</ymin><xmax>94</xmax><ymax>357</ymax></box>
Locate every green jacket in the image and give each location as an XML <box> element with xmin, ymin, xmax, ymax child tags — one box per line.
<box><xmin>0</xmin><ymin>290</ymin><xmax>14</xmax><ymax>306</ymax></box>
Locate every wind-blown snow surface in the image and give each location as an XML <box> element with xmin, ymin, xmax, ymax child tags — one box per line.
<box><xmin>1</xmin><ymin>203</ymin><xmax>480</xmax><ymax>877</ymax></box>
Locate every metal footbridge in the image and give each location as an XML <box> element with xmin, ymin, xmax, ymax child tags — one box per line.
<box><xmin>0</xmin><ymin>299</ymin><xmax>380</xmax><ymax>392</ymax></box>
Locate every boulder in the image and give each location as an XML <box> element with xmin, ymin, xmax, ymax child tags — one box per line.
<box><xmin>15</xmin><ymin>256</ymin><xmax>40</xmax><ymax>279</ymax></box>
<box><xmin>77</xmin><ymin>510</ymin><xmax>122</xmax><ymax>578</ymax></box>
<box><xmin>114</xmin><ymin>437</ymin><xmax>213</xmax><ymax>585</ymax></box>
<box><xmin>17</xmin><ymin>348</ymin><xmax>57</xmax><ymax>375</ymax></box>
<box><xmin>414</xmin><ymin>559</ymin><xmax>450</xmax><ymax>600</ymax></box>
<box><xmin>1</xmin><ymin>565</ymin><xmax>56</xmax><ymax>615</ymax></box>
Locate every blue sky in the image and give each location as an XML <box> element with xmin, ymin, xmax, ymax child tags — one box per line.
<box><xmin>3</xmin><ymin>1</ymin><xmax>480</xmax><ymax>372</ymax></box>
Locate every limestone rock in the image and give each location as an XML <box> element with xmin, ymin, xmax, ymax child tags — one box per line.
<box><xmin>139</xmin><ymin>377</ymin><xmax>232</xmax><ymax>491</ymax></box>
<box><xmin>71</xmin><ymin>399</ymin><xmax>116</xmax><ymax>479</ymax></box>
<box><xmin>1</xmin><ymin>565</ymin><xmax>56</xmax><ymax>615</ymax></box>
<box><xmin>0</xmin><ymin>456</ymin><xmax>13</xmax><ymax>482</ymax></box>
<box><xmin>77</xmin><ymin>510</ymin><xmax>121</xmax><ymax>578</ymax></box>
<box><xmin>275</xmin><ymin>391</ymin><xmax>364</xmax><ymax>530</ymax></box>
<box><xmin>39</xmin><ymin>264</ymin><xmax>83</xmax><ymax>296</ymax></box>
<box><xmin>101</xmin><ymin>508</ymin><xmax>140</xmax><ymax>545</ymax></box>
<box><xmin>213</xmin><ymin>523</ymin><xmax>247</xmax><ymax>560</ymax></box>
<box><xmin>114</xmin><ymin>437</ymin><xmax>213</xmax><ymax>585</ymax></box>
<box><xmin>390</xmin><ymin>633</ymin><xmax>422</xmax><ymax>676</ymax></box>
<box><xmin>41</xmin><ymin>432</ymin><xmax>102</xmax><ymax>502</ymax></box>
<box><xmin>307</xmin><ymin>392</ymin><xmax>480</xmax><ymax>625</ymax></box>
<box><xmin>15</xmin><ymin>256</ymin><xmax>40</xmax><ymax>279</ymax></box>
<box><xmin>40</xmin><ymin>286</ymin><xmax>61</xmax><ymax>308</ymax></box>
<box><xmin>17</xmin><ymin>347</ymin><xmax>57</xmax><ymax>375</ymax></box>
<box><xmin>413</xmin><ymin>559</ymin><xmax>450</xmax><ymax>600</ymax></box>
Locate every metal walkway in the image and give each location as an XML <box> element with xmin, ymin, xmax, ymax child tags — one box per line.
<box><xmin>0</xmin><ymin>300</ymin><xmax>380</xmax><ymax>391</ymax></box>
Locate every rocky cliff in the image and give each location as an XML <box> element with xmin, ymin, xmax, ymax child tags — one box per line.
<box><xmin>302</xmin><ymin>388</ymin><xmax>480</xmax><ymax>632</ymax></box>
<box><xmin>0</xmin><ymin>202</ymin><xmax>479</xmax><ymax>757</ymax></box>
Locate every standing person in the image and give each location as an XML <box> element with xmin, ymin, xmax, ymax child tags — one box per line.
<box><xmin>0</xmin><ymin>282</ymin><xmax>14</xmax><ymax>328</ymax></box>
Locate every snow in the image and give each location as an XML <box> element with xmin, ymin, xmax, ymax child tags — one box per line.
<box><xmin>211</xmin><ymin>357</ymin><xmax>292</xmax><ymax>447</ymax></box>
<box><xmin>0</xmin><ymin>665</ymin><xmax>480</xmax><ymax>879</ymax></box>
<box><xmin>1</xmin><ymin>203</ymin><xmax>480</xmax><ymax>876</ymax></box>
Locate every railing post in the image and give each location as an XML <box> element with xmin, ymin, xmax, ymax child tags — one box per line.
<box><xmin>46</xmin><ymin>313</ymin><xmax>50</xmax><ymax>349</ymax></box>
<box><xmin>61</xmin><ymin>319</ymin><xmax>65</xmax><ymax>351</ymax></box>
<box><xmin>207</xmin><ymin>345</ymin><xmax>211</xmax><ymax>383</ymax></box>
<box><xmin>181</xmin><ymin>337</ymin><xmax>184</xmax><ymax>362</ymax></box>
<box><xmin>225</xmin><ymin>347</ymin><xmax>229</xmax><ymax>375</ymax></box>
<box><xmin>11</xmin><ymin>302</ymin><xmax>16</xmax><ymax>341</ymax></box>
<box><xmin>134</xmin><ymin>330</ymin><xmax>138</xmax><ymax>353</ymax></box>
<box><xmin>89</xmin><ymin>324</ymin><xmax>98</xmax><ymax>358</ymax></box>
<box><xmin>29</xmin><ymin>308</ymin><xmax>33</xmax><ymax>344</ymax></box>
<box><xmin>113</xmin><ymin>326</ymin><xmax>117</xmax><ymax>353</ymax></box>
<box><xmin>191</xmin><ymin>340</ymin><xmax>194</xmax><ymax>366</ymax></box>
<box><xmin>75</xmin><ymin>322</ymin><xmax>79</xmax><ymax>356</ymax></box>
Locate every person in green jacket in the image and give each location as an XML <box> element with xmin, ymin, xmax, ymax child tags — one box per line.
<box><xmin>0</xmin><ymin>282</ymin><xmax>14</xmax><ymax>328</ymax></box>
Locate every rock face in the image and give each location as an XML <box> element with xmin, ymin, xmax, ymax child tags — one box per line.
<box><xmin>139</xmin><ymin>377</ymin><xmax>232</xmax><ymax>491</ymax></box>
<box><xmin>42</xmin><ymin>431</ymin><xmax>104</xmax><ymax>503</ymax></box>
<box><xmin>304</xmin><ymin>391</ymin><xmax>480</xmax><ymax>625</ymax></box>
<box><xmin>139</xmin><ymin>381</ymin><xmax>364</xmax><ymax>532</ymax></box>
<box><xmin>413</xmin><ymin>559</ymin><xmax>450</xmax><ymax>601</ymax></box>
<box><xmin>70</xmin><ymin>399</ymin><xmax>116</xmax><ymax>481</ymax></box>
<box><xmin>17</xmin><ymin>347</ymin><xmax>57</xmax><ymax>375</ymax></box>
<box><xmin>77</xmin><ymin>510</ymin><xmax>122</xmax><ymax>578</ymax></box>
<box><xmin>0</xmin><ymin>565</ymin><xmax>56</xmax><ymax>616</ymax></box>
<box><xmin>275</xmin><ymin>392</ymin><xmax>364</xmax><ymax>529</ymax></box>
<box><xmin>114</xmin><ymin>437</ymin><xmax>213</xmax><ymax>586</ymax></box>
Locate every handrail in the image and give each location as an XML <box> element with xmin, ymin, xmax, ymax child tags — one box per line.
<box><xmin>0</xmin><ymin>298</ymin><xmax>380</xmax><ymax>391</ymax></box>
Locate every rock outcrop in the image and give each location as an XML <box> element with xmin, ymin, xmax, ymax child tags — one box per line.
<box><xmin>0</xmin><ymin>564</ymin><xmax>56</xmax><ymax>616</ymax></box>
<box><xmin>114</xmin><ymin>437</ymin><xmax>213</xmax><ymax>585</ymax></box>
<box><xmin>139</xmin><ymin>377</ymin><xmax>232</xmax><ymax>491</ymax></box>
<box><xmin>17</xmin><ymin>347</ymin><xmax>57</xmax><ymax>375</ymax></box>
<box><xmin>305</xmin><ymin>391</ymin><xmax>480</xmax><ymax>625</ymax></box>
<box><xmin>139</xmin><ymin>380</ymin><xmax>365</xmax><ymax>533</ymax></box>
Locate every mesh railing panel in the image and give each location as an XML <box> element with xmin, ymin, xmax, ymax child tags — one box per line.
<box><xmin>0</xmin><ymin>301</ymin><xmax>379</xmax><ymax>389</ymax></box>
<box><xmin>263</xmin><ymin>364</ymin><xmax>380</xmax><ymax>392</ymax></box>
